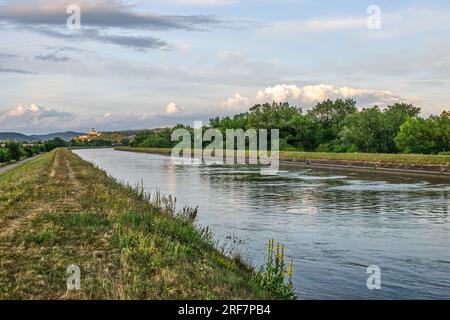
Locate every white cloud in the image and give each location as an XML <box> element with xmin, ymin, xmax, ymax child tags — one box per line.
<box><xmin>0</xmin><ymin>104</ymin><xmax>76</xmax><ymax>131</ymax></box>
<box><xmin>165</xmin><ymin>102</ymin><xmax>181</xmax><ymax>114</ymax></box>
<box><xmin>254</xmin><ymin>84</ymin><xmax>417</xmax><ymax>107</ymax></box>
<box><xmin>0</xmin><ymin>104</ymin><xmax>185</xmax><ymax>133</ymax></box>
<box><xmin>221</xmin><ymin>93</ymin><xmax>249</xmax><ymax>111</ymax></box>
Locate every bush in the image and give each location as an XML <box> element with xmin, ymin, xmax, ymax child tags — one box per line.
<box><xmin>0</xmin><ymin>148</ymin><xmax>11</xmax><ymax>163</ymax></box>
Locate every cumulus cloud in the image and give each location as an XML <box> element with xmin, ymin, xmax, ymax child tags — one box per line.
<box><xmin>165</xmin><ymin>102</ymin><xmax>181</xmax><ymax>114</ymax></box>
<box><xmin>0</xmin><ymin>104</ymin><xmax>76</xmax><ymax>131</ymax></box>
<box><xmin>0</xmin><ymin>104</ymin><xmax>157</xmax><ymax>133</ymax></box>
<box><xmin>221</xmin><ymin>93</ymin><xmax>249</xmax><ymax>110</ymax></box>
<box><xmin>254</xmin><ymin>84</ymin><xmax>415</xmax><ymax>107</ymax></box>
<box><xmin>0</xmin><ymin>104</ymin><xmax>193</xmax><ymax>133</ymax></box>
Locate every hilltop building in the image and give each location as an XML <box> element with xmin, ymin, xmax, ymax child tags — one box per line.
<box><xmin>75</xmin><ymin>128</ymin><xmax>102</xmax><ymax>142</ymax></box>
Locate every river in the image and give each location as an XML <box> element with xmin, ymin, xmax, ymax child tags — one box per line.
<box><xmin>73</xmin><ymin>148</ymin><xmax>450</xmax><ymax>299</ymax></box>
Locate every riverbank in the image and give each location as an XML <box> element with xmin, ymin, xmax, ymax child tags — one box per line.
<box><xmin>114</xmin><ymin>147</ymin><xmax>450</xmax><ymax>178</ymax></box>
<box><xmin>0</xmin><ymin>148</ymin><xmax>276</xmax><ymax>299</ymax></box>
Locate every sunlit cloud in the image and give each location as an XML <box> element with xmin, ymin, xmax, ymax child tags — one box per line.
<box><xmin>255</xmin><ymin>84</ymin><xmax>417</xmax><ymax>107</ymax></box>
<box><xmin>221</xmin><ymin>93</ymin><xmax>250</xmax><ymax>110</ymax></box>
<box><xmin>165</xmin><ymin>102</ymin><xmax>181</xmax><ymax>114</ymax></box>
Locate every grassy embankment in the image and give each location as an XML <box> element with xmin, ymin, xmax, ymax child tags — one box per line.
<box><xmin>115</xmin><ymin>147</ymin><xmax>450</xmax><ymax>167</ymax></box>
<box><xmin>0</xmin><ymin>148</ymin><xmax>277</xmax><ymax>299</ymax></box>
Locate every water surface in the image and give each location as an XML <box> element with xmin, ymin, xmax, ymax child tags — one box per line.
<box><xmin>73</xmin><ymin>148</ymin><xmax>450</xmax><ymax>299</ymax></box>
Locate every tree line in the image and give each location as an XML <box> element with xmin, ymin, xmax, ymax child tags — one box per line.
<box><xmin>131</xmin><ymin>99</ymin><xmax>450</xmax><ymax>155</ymax></box>
<box><xmin>0</xmin><ymin>138</ymin><xmax>66</xmax><ymax>164</ymax></box>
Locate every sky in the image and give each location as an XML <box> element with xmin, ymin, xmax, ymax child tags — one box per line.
<box><xmin>0</xmin><ymin>0</ymin><xmax>449</xmax><ymax>134</ymax></box>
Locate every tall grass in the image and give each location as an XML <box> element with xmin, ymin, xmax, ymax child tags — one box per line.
<box><xmin>254</xmin><ymin>239</ymin><xmax>295</xmax><ymax>300</ymax></box>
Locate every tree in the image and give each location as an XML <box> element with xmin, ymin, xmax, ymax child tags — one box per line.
<box><xmin>384</xmin><ymin>103</ymin><xmax>421</xmax><ymax>118</ymax></box>
<box><xmin>308</xmin><ymin>99</ymin><xmax>357</xmax><ymax>144</ymax></box>
<box><xmin>339</xmin><ymin>107</ymin><xmax>390</xmax><ymax>153</ymax></box>
<box><xmin>382</xmin><ymin>103</ymin><xmax>421</xmax><ymax>152</ymax></box>
<box><xmin>394</xmin><ymin>115</ymin><xmax>450</xmax><ymax>154</ymax></box>
<box><xmin>286</xmin><ymin>114</ymin><xmax>320</xmax><ymax>151</ymax></box>
<box><xmin>337</xmin><ymin>103</ymin><xmax>422</xmax><ymax>153</ymax></box>
<box><xmin>44</xmin><ymin>138</ymin><xmax>66</xmax><ymax>152</ymax></box>
<box><xmin>209</xmin><ymin>102</ymin><xmax>303</xmax><ymax>150</ymax></box>
<box><xmin>436</xmin><ymin>112</ymin><xmax>450</xmax><ymax>152</ymax></box>
<box><xmin>5</xmin><ymin>141</ymin><xmax>23</xmax><ymax>161</ymax></box>
<box><xmin>247</xmin><ymin>102</ymin><xmax>300</xmax><ymax>132</ymax></box>
<box><xmin>131</xmin><ymin>128</ymin><xmax>178</xmax><ymax>148</ymax></box>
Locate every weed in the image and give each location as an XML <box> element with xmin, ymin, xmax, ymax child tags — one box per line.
<box><xmin>254</xmin><ymin>239</ymin><xmax>296</xmax><ymax>300</ymax></box>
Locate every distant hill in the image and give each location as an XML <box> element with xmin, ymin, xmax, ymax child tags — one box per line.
<box><xmin>0</xmin><ymin>131</ymin><xmax>83</xmax><ymax>142</ymax></box>
<box><xmin>30</xmin><ymin>131</ymin><xmax>83</xmax><ymax>142</ymax></box>
<box><xmin>0</xmin><ymin>132</ymin><xmax>37</xmax><ymax>142</ymax></box>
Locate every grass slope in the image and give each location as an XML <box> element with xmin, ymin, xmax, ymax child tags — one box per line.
<box><xmin>0</xmin><ymin>148</ymin><xmax>273</xmax><ymax>299</ymax></box>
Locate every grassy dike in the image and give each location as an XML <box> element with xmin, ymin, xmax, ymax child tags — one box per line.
<box><xmin>0</xmin><ymin>148</ymin><xmax>275</xmax><ymax>299</ymax></box>
<box><xmin>114</xmin><ymin>146</ymin><xmax>450</xmax><ymax>175</ymax></box>
<box><xmin>114</xmin><ymin>147</ymin><xmax>450</xmax><ymax>166</ymax></box>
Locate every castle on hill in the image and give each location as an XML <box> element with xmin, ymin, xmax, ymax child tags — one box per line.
<box><xmin>75</xmin><ymin>128</ymin><xmax>102</xmax><ymax>142</ymax></box>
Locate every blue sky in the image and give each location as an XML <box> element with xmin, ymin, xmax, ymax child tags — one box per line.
<box><xmin>0</xmin><ymin>0</ymin><xmax>449</xmax><ymax>134</ymax></box>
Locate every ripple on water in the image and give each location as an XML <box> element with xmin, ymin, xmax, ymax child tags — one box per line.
<box><xmin>276</xmin><ymin>170</ymin><xmax>348</xmax><ymax>181</ymax></box>
<box><xmin>329</xmin><ymin>180</ymin><xmax>432</xmax><ymax>192</ymax></box>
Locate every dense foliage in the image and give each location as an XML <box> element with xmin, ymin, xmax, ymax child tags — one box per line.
<box><xmin>130</xmin><ymin>125</ymin><xmax>194</xmax><ymax>149</ymax></box>
<box><xmin>119</xmin><ymin>99</ymin><xmax>450</xmax><ymax>155</ymax></box>
<box><xmin>0</xmin><ymin>138</ymin><xmax>66</xmax><ymax>164</ymax></box>
<box><xmin>395</xmin><ymin>112</ymin><xmax>450</xmax><ymax>154</ymax></box>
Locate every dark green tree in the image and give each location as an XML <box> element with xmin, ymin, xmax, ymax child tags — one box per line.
<box><xmin>5</xmin><ymin>141</ymin><xmax>23</xmax><ymax>160</ymax></box>
<box><xmin>308</xmin><ymin>99</ymin><xmax>357</xmax><ymax>146</ymax></box>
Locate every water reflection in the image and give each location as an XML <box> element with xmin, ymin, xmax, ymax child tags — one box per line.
<box><xmin>73</xmin><ymin>148</ymin><xmax>450</xmax><ymax>300</ymax></box>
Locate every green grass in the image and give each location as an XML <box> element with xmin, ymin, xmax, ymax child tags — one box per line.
<box><xmin>0</xmin><ymin>148</ymin><xmax>281</xmax><ymax>299</ymax></box>
<box><xmin>115</xmin><ymin>147</ymin><xmax>450</xmax><ymax>166</ymax></box>
<box><xmin>24</xmin><ymin>230</ymin><xmax>56</xmax><ymax>244</ymax></box>
<box><xmin>281</xmin><ymin>151</ymin><xmax>450</xmax><ymax>165</ymax></box>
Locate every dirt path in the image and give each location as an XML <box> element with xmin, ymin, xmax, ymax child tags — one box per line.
<box><xmin>0</xmin><ymin>155</ymin><xmax>39</xmax><ymax>176</ymax></box>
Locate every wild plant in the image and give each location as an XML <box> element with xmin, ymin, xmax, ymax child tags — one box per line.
<box><xmin>254</xmin><ymin>239</ymin><xmax>295</xmax><ymax>299</ymax></box>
